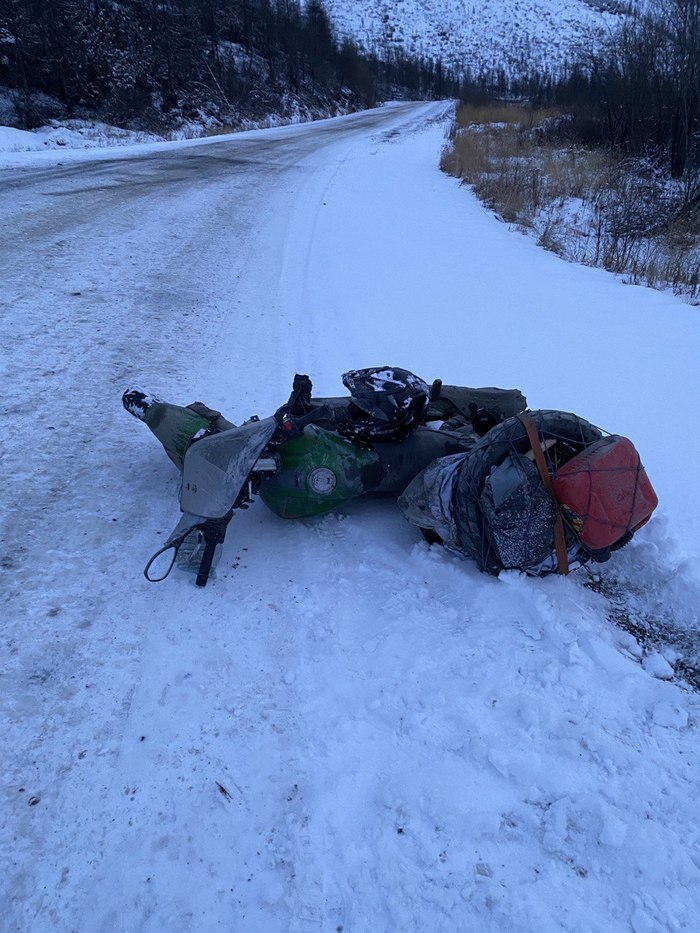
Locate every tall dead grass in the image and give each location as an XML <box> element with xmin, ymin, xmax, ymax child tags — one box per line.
<box><xmin>441</xmin><ymin>103</ymin><xmax>700</xmax><ymax>302</ymax></box>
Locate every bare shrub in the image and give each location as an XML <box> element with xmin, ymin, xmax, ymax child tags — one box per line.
<box><xmin>441</xmin><ymin>105</ymin><xmax>700</xmax><ymax>303</ymax></box>
<box><xmin>454</xmin><ymin>102</ymin><xmax>561</xmax><ymax>131</ymax></box>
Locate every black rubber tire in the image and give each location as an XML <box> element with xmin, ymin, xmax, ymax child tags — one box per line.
<box><xmin>453</xmin><ymin>410</ymin><xmax>602</xmax><ymax>575</ymax></box>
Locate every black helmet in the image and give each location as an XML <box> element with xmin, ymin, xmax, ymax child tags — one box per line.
<box><xmin>339</xmin><ymin>367</ymin><xmax>430</xmax><ymax>441</ymax></box>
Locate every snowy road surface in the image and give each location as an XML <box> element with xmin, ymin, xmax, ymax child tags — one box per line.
<box><xmin>2</xmin><ymin>102</ymin><xmax>700</xmax><ymax>931</ymax></box>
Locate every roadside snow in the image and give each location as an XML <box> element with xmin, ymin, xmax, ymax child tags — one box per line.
<box><xmin>1</xmin><ymin>102</ymin><xmax>699</xmax><ymax>932</ymax></box>
<box><xmin>0</xmin><ymin>101</ymin><xmax>359</xmax><ymax>159</ymax></box>
<box><xmin>0</xmin><ymin>125</ymin><xmax>47</xmax><ymax>151</ymax></box>
<box><xmin>0</xmin><ymin>121</ymin><xmax>164</xmax><ymax>153</ymax></box>
<box><xmin>0</xmin><ymin>103</ymin><xmax>407</xmax><ymax>169</ymax></box>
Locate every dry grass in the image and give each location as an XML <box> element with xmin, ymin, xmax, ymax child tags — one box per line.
<box><xmin>441</xmin><ymin>104</ymin><xmax>700</xmax><ymax>302</ymax></box>
<box><xmin>453</xmin><ymin>102</ymin><xmax>561</xmax><ymax>130</ymax></box>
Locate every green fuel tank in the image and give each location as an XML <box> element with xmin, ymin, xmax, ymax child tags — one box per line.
<box><xmin>258</xmin><ymin>425</ymin><xmax>382</xmax><ymax>519</ymax></box>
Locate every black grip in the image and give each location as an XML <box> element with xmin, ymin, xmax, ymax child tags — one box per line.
<box><xmin>430</xmin><ymin>379</ymin><xmax>442</xmax><ymax>402</ymax></box>
<box><xmin>194</xmin><ymin>513</ymin><xmax>233</xmax><ymax>587</ymax></box>
<box><xmin>195</xmin><ymin>537</ymin><xmax>218</xmax><ymax>587</ymax></box>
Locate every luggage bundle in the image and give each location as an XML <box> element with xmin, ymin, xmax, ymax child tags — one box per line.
<box><xmin>402</xmin><ymin>409</ymin><xmax>658</xmax><ymax>576</ymax></box>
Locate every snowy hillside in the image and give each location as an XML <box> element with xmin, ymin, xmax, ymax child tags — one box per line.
<box><xmin>2</xmin><ymin>104</ymin><xmax>699</xmax><ymax>931</ymax></box>
<box><xmin>322</xmin><ymin>0</ymin><xmax>630</xmax><ymax>74</ymax></box>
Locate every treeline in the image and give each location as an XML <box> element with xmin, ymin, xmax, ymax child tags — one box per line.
<box><xmin>502</xmin><ymin>0</ymin><xmax>700</xmax><ymax>196</ymax></box>
<box><xmin>556</xmin><ymin>0</ymin><xmax>699</xmax><ymax>186</ymax></box>
<box><xmin>445</xmin><ymin>0</ymin><xmax>700</xmax><ymax>299</ymax></box>
<box><xmin>0</xmin><ymin>0</ymin><xmax>459</xmax><ymax>128</ymax></box>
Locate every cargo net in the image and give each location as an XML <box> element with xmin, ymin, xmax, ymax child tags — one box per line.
<box><xmin>453</xmin><ymin>410</ymin><xmax>657</xmax><ymax>577</ymax></box>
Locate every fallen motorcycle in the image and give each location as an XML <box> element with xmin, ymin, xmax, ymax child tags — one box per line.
<box><xmin>123</xmin><ymin>368</ymin><xmax>658</xmax><ymax>587</ymax></box>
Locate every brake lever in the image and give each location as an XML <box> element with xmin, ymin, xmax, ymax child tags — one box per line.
<box><xmin>144</xmin><ymin>512</ymin><xmax>208</xmax><ymax>583</ymax></box>
<box><xmin>144</xmin><ymin>531</ymin><xmax>190</xmax><ymax>582</ymax></box>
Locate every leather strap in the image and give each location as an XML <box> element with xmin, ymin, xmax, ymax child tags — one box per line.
<box><xmin>518</xmin><ymin>413</ymin><xmax>570</xmax><ymax>575</ymax></box>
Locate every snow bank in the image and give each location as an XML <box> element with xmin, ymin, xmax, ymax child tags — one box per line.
<box><xmin>0</xmin><ymin>120</ymin><xmax>164</xmax><ymax>153</ymax></box>
<box><xmin>0</xmin><ymin>125</ymin><xmax>46</xmax><ymax>152</ymax></box>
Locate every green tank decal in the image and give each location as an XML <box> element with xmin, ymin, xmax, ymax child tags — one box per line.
<box><xmin>259</xmin><ymin>425</ymin><xmax>381</xmax><ymax>518</ymax></box>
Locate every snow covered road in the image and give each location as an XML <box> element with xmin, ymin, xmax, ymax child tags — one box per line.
<box><xmin>2</xmin><ymin>102</ymin><xmax>700</xmax><ymax>932</ymax></box>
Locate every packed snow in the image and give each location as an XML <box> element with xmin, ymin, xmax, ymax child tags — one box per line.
<box><xmin>1</xmin><ymin>101</ymin><xmax>699</xmax><ymax>932</ymax></box>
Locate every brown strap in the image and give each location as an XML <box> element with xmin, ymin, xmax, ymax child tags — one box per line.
<box><xmin>518</xmin><ymin>413</ymin><xmax>570</xmax><ymax>575</ymax></box>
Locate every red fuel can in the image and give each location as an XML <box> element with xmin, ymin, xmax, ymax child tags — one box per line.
<box><xmin>552</xmin><ymin>436</ymin><xmax>658</xmax><ymax>550</ymax></box>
